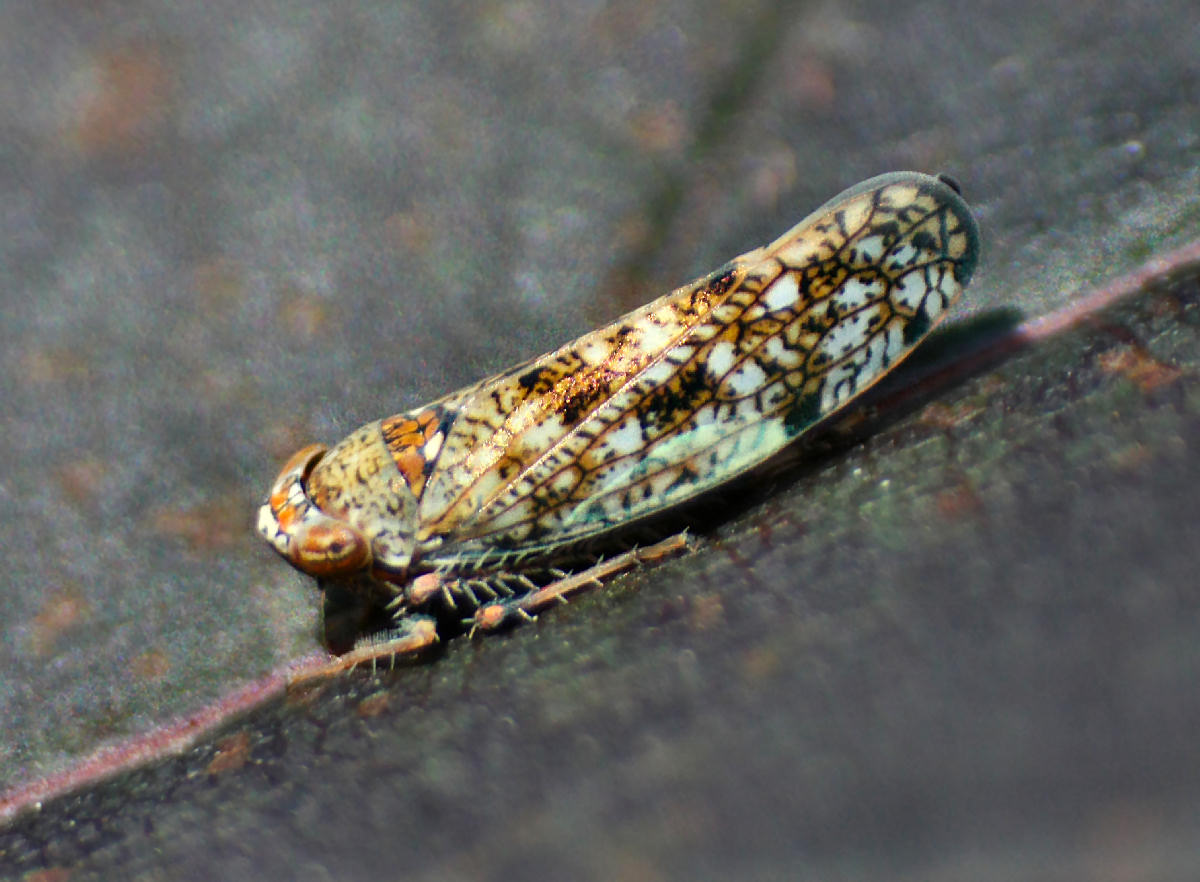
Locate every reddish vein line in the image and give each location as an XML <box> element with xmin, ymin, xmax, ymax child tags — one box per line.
<box><xmin>0</xmin><ymin>651</ymin><xmax>332</xmax><ymax>823</ymax></box>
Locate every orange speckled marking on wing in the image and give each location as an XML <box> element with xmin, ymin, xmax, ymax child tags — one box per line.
<box><xmin>380</xmin><ymin>408</ymin><xmax>445</xmax><ymax>497</ymax></box>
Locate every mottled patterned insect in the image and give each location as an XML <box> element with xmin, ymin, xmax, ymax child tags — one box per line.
<box><xmin>259</xmin><ymin>171</ymin><xmax>980</xmax><ymax>670</ymax></box>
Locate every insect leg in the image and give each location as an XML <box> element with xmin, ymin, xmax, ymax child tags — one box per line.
<box><xmin>470</xmin><ymin>533</ymin><xmax>691</xmax><ymax>634</ymax></box>
<box><xmin>288</xmin><ymin>615</ymin><xmax>440</xmax><ymax>685</ymax></box>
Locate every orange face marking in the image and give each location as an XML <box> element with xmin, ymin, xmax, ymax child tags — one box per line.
<box><xmin>269</xmin><ymin>486</ymin><xmax>290</xmax><ymax>512</ymax></box>
<box><xmin>276</xmin><ymin>504</ymin><xmax>301</xmax><ymax>531</ymax></box>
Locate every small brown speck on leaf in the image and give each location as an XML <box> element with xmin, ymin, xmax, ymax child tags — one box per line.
<box><xmin>55</xmin><ymin>457</ymin><xmax>109</xmax><ymax>508</ymax></box>
<box><xmin>1097</xmin><ymin>345</ymin><xmax>1183</xmax><ymax>392</ymax></box>
<box><xmin>687</xmin><ymin>594</ymin><xmax>725</xmax><ymax>631</ymax></box>
<box><xmin>207</xmin><ymin>732</ymin><xmax>252</xmax><ymax>776</ymax></box>
<box><xmin>919</xmin><ymin>400</ymin><xmax>984</xmax><ymax>431</ymax></box>
<box><xmin>782</xmin><ymin>57</ymin><xmax>837</xmax><ymax>111</ymax></box>
<box><xmin>23</xmin><ymin>867</ymin><xmax>74</xmax><ymax>882</ymax></box>
<box><xmin>356</xmin><ymin>691</ymin><xmax>392</xmax><ymax>718</ymax></box>
<box><xmin>29</xmin><ymin>584</ymin><xmax>92</xmax><ymax>657</ymax></box>
<box><xmin>149</xmin><ymin>496</ymin><xmax>244</xmax><ymax>552</ymax></box>
<box><xmin>741</xmin><ymin>645</ymin><xmax>783</xmax><ymax>682</ymax></box>
<box><xmin>20</xmin><ymin>345</ymin><xmax>93</xmax><ymax>384</ymax></box>
<box><xmin>192</xmin><ymin>259</ymin><xmax>246</xmax><ymax>311</ymax></box>
<box><xmin>278</xmin><ymin>289</ymin><xmax>330</xmax><ymax>341</ymax></box>
<box><xmin>1109</xmin><ymin>442</ymin><xmax>1154</xmax><ymax>472</ymax></box>
<box><xmin>628</xmin><ymin>101</ymin><xmax>689</xmax><ymax>153</ymax></box>
<box><xmin>385</xmin><ymin>208</ymin><xmax>436</xmax><ymax>254</ymax></box>
<box><xmin>935</xmin><ymin>480</ymin><xmax>983</xmax><ymax>520</ymax></box>
<box><xmin>129</xmin><ymin>648</ymin><xmax>171</xmax><ymax>681</ymax></box>
<box><xmin>70</xmin><ymin>44</ymin><xmax>174</xmax><ymax>154</ymax></box>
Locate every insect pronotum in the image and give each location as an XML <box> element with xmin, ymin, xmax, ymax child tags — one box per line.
<box><xmin>258</xmin><ymin>171</ymin><xmax>980</xmax><ymax>671</ymax></box>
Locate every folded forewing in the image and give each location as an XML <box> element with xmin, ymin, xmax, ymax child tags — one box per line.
<box><xmin>412</xmin><ymin>172</ymin><xmax>979</xmax><ymax>560</ymax></box>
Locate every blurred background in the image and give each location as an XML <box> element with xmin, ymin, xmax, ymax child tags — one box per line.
<box><xmin>1</xmin><ymin>0</ymin><xmax>1198</xmax><ymax>878</ymax></box>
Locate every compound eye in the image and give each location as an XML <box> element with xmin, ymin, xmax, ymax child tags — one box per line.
<box><xmin>268</xmin><ymin>444</ymin><xmax>327</xmax><ymax>508</ymax></box>
<box><xmin>291</xmin><ymin>519</ymin><xmax>371</xmax><ymax>577</ymax></box>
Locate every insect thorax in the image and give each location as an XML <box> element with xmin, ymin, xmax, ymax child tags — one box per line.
<box><xmin>304</xmin><ymin>421</ymin><xmax>420</xmax><ymax>575</ymax></box>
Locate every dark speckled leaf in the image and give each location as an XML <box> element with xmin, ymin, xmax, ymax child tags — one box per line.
<box><xmin>2</xmin><ymin>0</ymin><xmax>1200</xmax><ymax>878</ymax></box>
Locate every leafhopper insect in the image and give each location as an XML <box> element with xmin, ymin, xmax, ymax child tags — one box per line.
<box><xmin>258</xmin><ymin>171</ymin><xmax>980</xmax><ymax>667</ymax></box>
